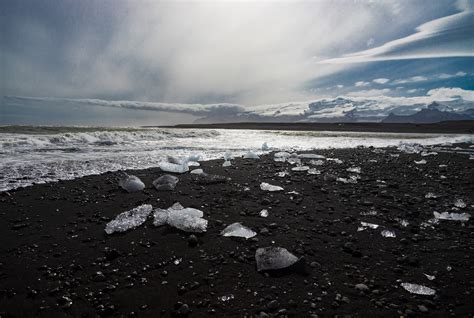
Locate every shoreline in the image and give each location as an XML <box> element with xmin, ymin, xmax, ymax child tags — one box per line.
<box><xmin>1</xmin><ymin>144</ymin><xmax>473</xmax><ymax>316</ymax></box>
<box><xmin>156</xmin><ymin>121</ymin><xmax>474</xmax><ymax>134</ymax></box>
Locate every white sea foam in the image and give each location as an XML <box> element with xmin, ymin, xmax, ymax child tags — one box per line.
<box><xmin>1</xmin><ymin>127</ymin><xmax>472</xmax><ymax>191</ymax></box>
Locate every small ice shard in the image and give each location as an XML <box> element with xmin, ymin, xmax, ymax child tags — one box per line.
<box><xmin>244</xmin><ymin>151</ymin><xmax>259</xmax><ymax>159</ymax></box>
<box><xmin>381</xmin><ymin>230</ymin><xmax>396</xmax><ymax>238</ymax></box>
<box><xmin>223</xmin><ymin>151</ymin><xmax>232</xmax><ymax>161</ymax></box>
<box><xmin>277</xmin><ymin>171</ymin><xmax>288</xmax><ymax>177</ymax></box>
<box><xmin>260</xmin><ymin>209</ymin><xmax>269</xmax><ymax>217</ymax></box>
<box><xmin>292</xmin><ymin>166</ymin><xmax>309</xmax><ymax>171</ymax></box>
<box><xmin>119</xmin><ymin>175</ymin><xmax>145</xmax><ymax>193</ymax></box>
<box><xmin>425</xmin><ymin>192</ymin><xmax>438</xmax><ymax>199</ymax></box>
<box><xmin>153</xmin><ymin>174</ymin><xmax>179</xmax><ymax>191</ymax></box>
<box><xmin>187</xmin><ymin>154</ymin><xmax>201</xmax><ymax>162</ymax></box>
<box><xmin>222</xmin><ymin>160</ymin><xmax>232</xmax><ymax>167</ymax></box>
<box><xmin>287</xmin><ymin>157</ymin><xmax>301</xmax><ymax>165</ymax></box>
<box><xmin>274</xmin><ymin>152</ymin><xmax>291</xmax><ymax>162</ymax></box>
<box><xmin>188</xmin><ymin>161</ymin><xmax>200</xmax><ymax>167</ymax></box>
<box><xmin>309</xmin><ymin>159</ymin><xmax>324</xmax><ymax>166</ymax></box>
<box><xmin>360</xmin><ymin>222</ymin><xmax>379</xmax><ymax>229</ymax></box>
<box><xmin>105</xmin><ymin>204</ymin><xmax>153</xmax><ymax>234</ymax></box>
<box><xmin>433</xmin><ymin>211</ymin><xmax>470</xmax><ymax>221</ymax></box>
<box><xmin>159</xmin><ymin>161</ymin><xmax>189</xmax><ymax>174</ymax></box>
<box><xmin>262</xmin><ymin>142</ymin><xmax>269</xmax><ymax>151</ymax></box>
<box><xmin>153</xmin><ymin>202</ymin><xmax>207</xmax><ymax>233</ymax></box>
<box><xmin>307</xmin><ymin>168</ymin><xmax>321</xmax><ymax>175</ymax></box>
<box><xmin>298</xmin><ymin>153</ymin><xmax>325</xmax><ymax>159</ymax></box>
<box><xmin>421</xmin><ymin>151</ymin><xmax>438</xmax><ymax>156</ymax></box>
<box><xmin>346</xmin><ymin>167</ymin><xmax>361</xmax><ymax>174</ymax></box>
<box><xmin>287</xmin><ymin>191</ymin><xmax>299</xmax><ymax>195</ymax></box>
<box><xmin>173</xmin><ymin>258</ymin><xmax>182</xmax><ymax>265</ymax></box>
<box><xmin>190</xmin><ymin>169</ymin><xmax>204</xmax><ymax>174</ymax></box>
<box><xmin>260</xmin><ymin>182</ymin><xmax>284</xmax><ymax>192</ymax></box>
<box><xmin>255</xmin><ymin>247</ymin><xmax>299</xmax><ymax>271</ymax></box>
<box><xmin>221</xmin><ymin>223</ymin><xmax>256</xmax><ymax>239</ymax></box>
<box><xmin>454</xmin><ymin>199</ymin><xmax>466</xmax><ymax>208</ymax></box>
<box><xmin>398</xmin><ymin>143</ymin><xmax>423</xmax><ymax>154</ymax></box>
<box><xmin>327</xmin><ymin>158</ymin><xmax>343</xmax><ymax>164</ymax></box>
<box><xmin>414</xmin><ymin>159</ymin><xmax>427</xmax><ymax>165</ymax></box>
<box><xmin>424</xmin><ymin>273</ymin><xmax>435</xmax><ymax>281</ymax></box>
<box><xmin>218</xmin><ymin>294</ymin><xmax>234</xmax><ymax>302</ymax></box>
<box><xmin>390</xmin><ymin>153</ymin><xmax>400</xmax><ymax>158</ymax></box>
<box><xmin>401</xmin><ymin>283</ymin><xmax>436</xmax><ymax>296</ymax></box>
<box><xmin>337</xmin><ymin>176</ymin><xmax>358</xmax><ymax>184</ymax></box>
<box><xmin>396</xmin><ymin>219</ymin><xmax>409</xmax><ymax>227</ymax></box>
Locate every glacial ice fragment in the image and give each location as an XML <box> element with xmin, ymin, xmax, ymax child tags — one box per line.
<box><xmin>414</xmin><ymin>159</ymin><xmax>427</xmax><ymax>165</ymax></box>
<box><xmin>119</xmin><ymin>175</ymin><xmax>145</xmax><ymax>193</ymax></box>
<box><xmin>260</xmin><ymin>209</ymin><xmax>269</xmax><ymax>217</ymax></box>
<box><xmin>262</xmin><ymin>142</ymin><xmax>269</xmax><ymax>151</ymax></box>
<box><xmin>433</xmin><ymin>211</ymin><xmax>470</xmax><ymax>221</ymax></box>
<box><xmin>260</xmin><ymin>182</ymin><xmax>284</xmax><ymax>192</ymax></box>
<box><xmin>291</xmin><ymin>166</ymin><xmax>310</xmax><ymax>171</ymax></box>
<box><xmin>222</xmin><ymin>160</ymin><xmax>231</xmax><ymax>167</ymax></box>
<box><xmin>221</xmin><ymin>223</ymin><xmax>256</xmax><ymax>239</ymax></box>
<box><xmin>336</xmin><ymin>176</ymin><xmax>358</xmax><ymax>184</ymax></box>
<box><xmin>401</xmin><ymin>283</ymin><xmax>436</xmax><ymax>296</ymax></box>
<box><xmin>218</xmin><ymin>294</ymin><xmax>235</xmax><ymax>302</ymax></box>
<box><xmin>309</xmin><ymin>160</ymin><xmax>324</xmax><ymax>166</ymax></box>
<box><xmin>421</xmin><ymin>151</ymin><xmax>438</xmax><ymax>156</ymax></box>
<box><xmin>153</xmin><ymin>174</ymin><xmax>179</xmax><ymax>191</ymax></box>
<box><xmin>424</xmin><ymin>273</ymin><xmax>435</xmax><ymax>281</ymax></box>
<box><xmin>105</xmin><ymin>204</ymin><xmax>153</xmax><ymax>234</ymax></box>
<box><xmin>298</xmin><ymin>154</ymin><xmax>325</xmax><ymax>159</ymax></box>
<box><xmin>327</xmin><ymin>158</ymin><xmax>343</xmax><ymax>164</ymax></box>
<box><xmin>425</xmin><ymin>192</ymin><xmax>438</xmax><ymax>199</ymax></box>
<box><xmin>454</xmin><ymin>199</ymin><xmax>466</xmax><ymax>208</ymax></box>
<box><xmin>307</xmin><ymin>168</ymin><xmax>321</xmax><ymax>175</ymax></box>
<box><xmin>190</xmin><ymin>169</ymin><xmax>204</xmax><ymax>174</ymax></box>
<box><xmin>381</xmin><ymin>230</ymin><xmax>396</xmax><ymax>238</ymax></box>
<box><xmin>274</xmin><ymin>152</ymin><xmax>291</xmax><ymax>162</ymax></box>
<box><xmin>359</xmin><ymin>222</ymin><xmax>379</xmax><ymax>230</ymax></box>
<box><xmin>398</xmin><ymin>143</ymin><xmax>423</xmax><ymax>154</ymax></box>
<box><xmin>346</xmin><ymin>167</ymin><xmax>361</xmax><ymax>174</ymax></box>
<box><xmin>153</xmin><ymin>202</ymin><xmax>207</xmax><ymax>233</ymax></box>
<box><xmin>167</xmin><ymin>155</ymin><xmax>182</xmax><ymax>164</ymax></box>
<box><xmin>255</xmin><ymin>247</ymin><xmax>299</xmax><ymax>271</ymax></box>
<box><xmin>159</xmin><ymin>162</ymin><xmax>189</xmax><ymax>174</ymax></box>
<box><xmin>244</xmin><ymin>151</ymin><xmax>259</xmax><ymax>159</ymax></box>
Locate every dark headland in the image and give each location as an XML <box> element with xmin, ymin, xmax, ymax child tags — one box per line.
<box><xmin>1</xmin><ymin>144</ymin><xmax>473</xmax><ymax>317</ymax></box>
<box><xmin>156</xmin><ymin>121</ymin><xmax>474</xmax><ymax>134</ymax></box>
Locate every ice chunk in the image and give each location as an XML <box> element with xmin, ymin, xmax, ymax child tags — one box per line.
<box><xmin>454</xmin><ymin>199</ymin><xmax>466</xmax><ymax>208</ymax></box>
<box><xmin>260</xmin><ymin>182</ymin><xmax>284</xmax><ymax>191</ymax></box>
<box><xmin>396</xmin><ymin>218</ymin><xmax>409</xmax><ymax>227</ymax></box>
<box><xmin>414</xmin><ymin>159</ymin><xmax>427</xmax><ymax>165</ymax></box>
<box><xmin>277</xmin><ymin>171</ymin><xmax>288</xmax><ymax>177</ymax></box>
<box><xmin>153</xmin><ymin>174</ymin><xmax>179</xmax><ymax>191</ymax></box>
<box><xmin>167</xmin><ymin>155</ymin><xmax>182</xmax><ymax>164</ymax></box>
<box><xmin>274</xmin><ymin>152</ymin><xmax>291</xmax><ymax>162</ymax></box>
<box><xmin>291</xmin><ymin>166</ymin><xmax>309</xmax><ymax>171</ymax></box>
<box><xmin>327</xmin><ymin>158</ymin><xmax>343</xmax><ymax>164</ymax></box>
<box><xmin>260</xmin><ymin>209</ymin><xmax>269</xmax><ymax>217</ymax></box>
<box><xmin>159</xmin><ymin>162</ymin><xmax>189</xmax><ymax>174</ymax></box>
<box><xmin>187</xmin><ymin>154</ymin><xmax>201</xmax><ymax>162</ymax></box>
<box><xmin>401</xmin><ymin>283</ymin><xmax>436</xmax><ymax>296</ymax></box>
<box><xmin>421</xmin><ymin>151</ymin><xmax>438</xmax><ymax>156</ymax></box>
<box><xmin>307</xmin><ymin>168</ymin><xmax>321</xmax><ymax>175</ymax></box>
<box><xmin>298</xmin><ymin>154</ymin><xmax>325</xmax><ymax>159</ymax></box>
<box><xmin>255</xmin><ymin>247</ymin><xmax>299</xmax><ymax>271</ymax></box>
<box><xmin>190</xmin><ymin>169</ymin><xmax>204</xmax><ymax>174</ymax></box>
<box><xmin>244</xmin><ymin>151</ymin><xmax>259</xmax><ymax>159</ymax></box>
<box><xmin>119</xmin><ymin>175</ymin><xmax>145</xmax><ymax>193</ymax></box>
<box><xmin>433</xmin><ymin>211</ymin><xmax>470</xmax><ymax>221</ymax></box>
<box><xmin>398</xmin><ymin>143</ymin><xmax>423</xmax><ymax>154</ymax></box>
<box><xmin>223</xmin><ymin>151</ymin><xmax>232</xmax><ymax>161</ymax></box>
<box><xmin>188</xmin><ymin>161</ymin><xmax>200</xmax><ymax>167</ymax></box>
<box><xmin>381</xmin><ymin>230</ymin><xmax>396</xmax><ymax>238</ymax></box>
<box><xmin>337</xmin><ymin>176</ymin><xmax>358</xmax><ymax>184</ymax></box>
<box><xmin>105</xmin><ymin>204</ymin><xmax>153</xmax><ymax>234</ymax></box>
<box><xmin>360</xmin><ymin>222</ymin><xmax>379</xmax><ymax>229</ymax></box>
<box><xmin>347</xmin><ymin>167</ymin><xmax>361</xmax><ymax>174</ymax></box>
<box><xmin>218</xmin><ymin>294</ymin><xmax>235</xmax><ymax>302</ymax></box>
<box><xmin>425</xmin><ymin>192</ymin><xmax>438</xmax><ymax>199</ymax></box>
<box><xmin>221</xmin><ymin>223</ymin><xmax>256</xmax><ymax>239</ymax></box>
<box><xmin>153</xmin><ymin>202</ymin><xmax>207</xmax><ymax>233</ymax></box>
<box><xmin>222</xmin><ymin>160</ymin><xmax>231</xmax><ymax>167</ymax></box>
<box><xmin>262</xmin><ymin>142</ymin><xmax>269</xmax><ymax>151</ymax></box>
<box><xmin>424</xmin><ymin>273</ymin><xmax>435</xmax><ymax>281</ymax></box>
<box><xmin>287</xmin><ymin>156</ymin><xmax>301</xmax><ymax>165</ymax></box>
<box><xmin>309</xmin><ymin>159</ymin><xmax>324</xmax><ymax>166</ymax></box>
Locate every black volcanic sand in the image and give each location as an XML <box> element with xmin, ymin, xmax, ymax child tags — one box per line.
<box><xmin>1</xmin><ymin>145</ymin><xmax>473</xmax><ymax>317</ymax></box>
<box><xmin>161</xmin><ymin>121</ymin><xmax>474</xmax><ymax>134</ymax></box>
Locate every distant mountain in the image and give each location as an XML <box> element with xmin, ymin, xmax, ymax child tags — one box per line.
<box><xmin>382</xmin><ymin>102</ymin><xmax>474</xmax><ymax>124</ymax></box>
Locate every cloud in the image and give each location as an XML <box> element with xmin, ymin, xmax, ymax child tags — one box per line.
<box><xmin>393</xmin><ymin>76</ymin><xmax>428</xmax><ymax>84</ymax></box>
<box><xmin>355</xmin><ymin>81</ymin><xmax>371</xmax><ymax>87</ymax></box>
<box><xmin>373</xmin><ymin>78</ymin><xmax>390</xmax><ymax>84</ymax></box>
<box><xmin>437</xmin><ymin>71</ymin><xmax>467</xmax><ymax>79</ymax></box>
<box><xmin>426</xmin><ymin>87</ymin><xmax>474</xmax><ymax>101</ymax></box>
<box><xmin>321</xmin><ymin>6</ymin><xmax>474</xmax><ymax>64</ymax></box>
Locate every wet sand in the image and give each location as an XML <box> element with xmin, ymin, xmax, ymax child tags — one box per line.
<box><xmin>158</xmin><ymin>121</ymin><xmax>474</xmax><ymax>134</ymax></box>
<box><xmin>0</xmin><ymin>144</ymin><xmax>473</xmax><ymax>317</ymax></box>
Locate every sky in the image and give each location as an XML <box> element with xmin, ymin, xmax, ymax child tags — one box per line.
<box><xmin>1</xmin><ymin>0</ymin><xmax>473</xmax><ymax>125</ymax></box>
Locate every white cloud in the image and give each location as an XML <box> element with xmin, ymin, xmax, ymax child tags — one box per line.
<box><xmin>393</xmin><ymin>76</ymin><xmax>428</xmax><ymax>84</ymax></box>
<box><xmin>347</xmin><ymin>89</ymin><xmax>391</xmax><ymax>97</ymax></box>
<box><xmin>372</xmin><ymin>78</ymin><xmax>390</xmax><ymax>84</ymax></box>
<box><xmin>438</xmin><ymin>71</ymin><xmax>467</xmax><ymax>79</ymax></box>
<box><xmin>355</xmin><ymin>81</ymin><xmax>371</xmax><ymax>87</ymax></box>
<box><xmin>321</xmin><ymin>6</ymin><xmax>474</xmax><ymax>64</ymax></box>
<box><xmin>427</xmin><ymin>87</ymin><xmax>474</xmax><ymax>101</ymax></box>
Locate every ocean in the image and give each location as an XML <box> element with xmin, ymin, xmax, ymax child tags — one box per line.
<box><xmin>1</xmin><ymin>126</ymin><xmax>472</xmax><ymax>192</ymax></box>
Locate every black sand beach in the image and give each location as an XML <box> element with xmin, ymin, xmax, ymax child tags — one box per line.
<box><xmin>1</xmin><ymin>144</ymin><xmax>473</xmax><ymax>317</ymax></box>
